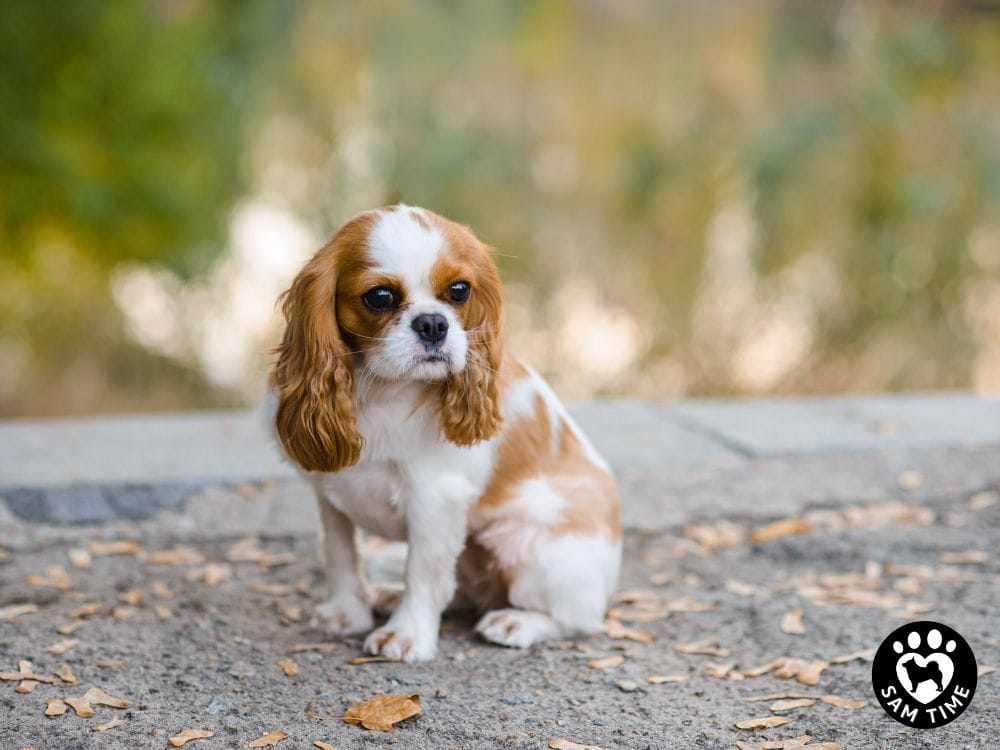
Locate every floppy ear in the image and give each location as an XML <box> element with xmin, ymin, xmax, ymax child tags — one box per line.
<box><xmin>439</xmin><ymin>257</ymin><xmax>504</xmax><ymax>445</ymax></box>
<box><xmin>271</xmin><ymin>249</ymin><xmax>362</xmax><ymax>472</ymax></box>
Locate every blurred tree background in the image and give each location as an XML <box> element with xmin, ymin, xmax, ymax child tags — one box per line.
<box><xmin>2</xmin><ymin>0</ymin><xmax>999</xmax><ymax>417</ymax></box>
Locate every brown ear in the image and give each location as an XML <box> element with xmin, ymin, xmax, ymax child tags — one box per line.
<box><xmin>440</xmin><ymin>259</ymin><xmax>504</xmax><ymax>445</ymax></box>
<box><xmin>272</xmin><ymin>249</ymin><xmax>362</xmax><ymax>472</ymax></box>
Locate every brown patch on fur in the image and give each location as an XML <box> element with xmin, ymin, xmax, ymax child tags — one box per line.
<box><xmin>455</xmin><ymin>537</ymin><xmax>510</xmax><ymax>612</ymax></box>
<box><xmin>426</xmin><ymin>214</ymin><xmax>504</xmax><ymax>445</ymax></box>
<box><xmin>476</xmin><ymin>378</ymin><xmax>621</xmax><ymax>538</ymax></box>
<box><xmin>271</xmin><ymin>212</ymin><xmax>379</xmax><ymax>472</ymax></box>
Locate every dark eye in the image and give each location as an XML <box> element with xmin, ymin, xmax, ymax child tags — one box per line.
<box><xmin>447</xmin><ymin>281</ymin><xmax>471</xmax><ymax>304</ymax></box>
<box><xmin>362</xmin><ymin>286</ymin><xmax>396</xmax><ymax>312</ymax></box>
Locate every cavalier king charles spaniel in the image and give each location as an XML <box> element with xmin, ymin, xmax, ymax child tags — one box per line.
<box><xmin>269</xmin><ymin>205</ymin><xmax>620</xmax><ymax>661</ymax></box>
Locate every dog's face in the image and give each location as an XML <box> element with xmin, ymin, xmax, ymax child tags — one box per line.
<box><xmin>272</xmin><ymin>205</ymin><xmax>504</xmax><ymax>473</ymax></box>
<box><xmin>335</xmin><ymin>207</ymin><xmax>499</xmax><ymax>383</ymax></box>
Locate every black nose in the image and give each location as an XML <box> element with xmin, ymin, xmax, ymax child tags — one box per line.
<box><xmin>411</xmin><ymin>313</ymin><xmax>449</xmax><ymax>345</ymax></box>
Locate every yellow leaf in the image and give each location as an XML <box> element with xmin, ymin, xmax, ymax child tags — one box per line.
<box><xmin>769</xmin><ymin>698</ymin><xmax>815</xmax><ymax>712</ymax></box>
<box><xmin>646</xmin><ymin>674</ymin><xmax>688</xmax><ymax>684</ymax></box>
<box><xmin>674</xmin><ymin>639</ymin><xmax>730</xmax><ymax>657</ymax></box>
<box><xmin>313</xmin><ymin>742</ymin><xmax>335</xmax><ymax>750</ymax></box>
<box><xmin>0</xmin><ymin>604</ymin><xmax>39</xmax><ymax>621</ymax></box>
<box><xmin>604</xmin><ymin>618</ymin><xmax>655</xmax><ymax>643</ymax></box>
<box><xmin>56</xmin><ymin>665</ymin><xmax>79</xmax><ymax>685</ymax></box>
<box><xmin>749</xmin><ymin>518</ymin><xmax>812</xmax><ymax>543</ymax></box>
<box><xmin>349</xmin><ymin>655</ymin><xmax>398</xmax><ymax>664</ymax></box>
<box><xmin>820</xmin><ymin>695</ymin><xmax>866</xmax><ymax>709</ymax></box>
<box><xmin>277</xmin><ymin>658</ymin><xmax>300</xmax><ymax>677</ymax></box>
<box><xmin>780</xmin><ymin>609</ymin><xmax>805</xmax><ymax>635</ymax></box>
<box><xmin>735</xmin><ymin>716</ymin><xmax>792</xmax><ymax>730</ymax></box>
<box><xmin>84</xmin><ymin>686</ymin><xmax>133</xmax><ymax>708</ymax></box>
<box><xmin>549</xmin><ymin>740</ymin><xmax>604</xmax><ymax>750</ymax></box>
<box><xmin>343</xmin><ymin>693</ymin><xmax>422</xmax><ymax>731</ymax></box>
<box><xmin>290</xmin><ymin>643</ymin><xmax>338</xmax><ymax>654</ymax></box>
<box><xmin>168</xmin><ymin>729</ymin><xmax>215</xmax><ymax>747</ymax></box>
<box><xmin>248</xmin><ymin>730</ymin><xmax>288</xmax><ymax>747</ymax></box>
<box><xmin>15</xmin><ymin>679</ymin><xmax>39</xmax><ymax>693</ymax></box>
<box><xmin>44</xmin><ymin>698</ymin><xmax>67</xmax><ymax>717</ymax></box>
<box><xmin>144</xmin><ymin>547</ymin><xmax>205</xmax><ymax>565</ymax></box>
<box><xmin>94</xmin><ymin>717</ymin><xmax>127</xmax><ymax>732</ymax></box>
<box><xmin>47</xmin><ymin>639</ymin><xmax>78</xmax><ymax>655</ymax></box>
<box><xmin>56</xmin><ymin>620</ymin><xmax>85</xmax><ymax>635</ymax></box>
<box><xmin>64</xmin><ymin>696</ymin><xmax>95</xmax><ymax>718</ymax></box>
<box><xmin>587</xmin><ymin>655</ymin><xmax>624</xmax><ymax>670</ymax></box>
<box><xmin>89</xmin><ymin>540</ymin><xmax>141</xmax><ymax>556</ymax></box>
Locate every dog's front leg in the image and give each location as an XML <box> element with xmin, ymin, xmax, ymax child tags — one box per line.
<box><xmin>310</xmin><ymin>493</ymin><xmax>374</xmax><ymax>636</ymax></box>
<box><xmin>363</xmin><ymin>474</ymin><xmax>472</xmax><ymax>662</ymax></box>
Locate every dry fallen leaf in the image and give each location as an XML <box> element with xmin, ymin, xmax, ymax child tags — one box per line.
<box><xmin>68</xmin><ymin>548</ymin><xmax>93</xmax><ymax>569</ymax></box>
<box><xmin>674</xmin><ymin>639</ymin><xmax>730</xmax><ymax>657</ymax></box>
<box><xmin>15</xmin><ymin>679</ymin><xmax>39</xmax><ymax>693</ymax></box>
<box><xmin>94</xmin><ymin>717</ymin><xmax>127</xmax><ymax>732</ymax></box>
<box><xmin>769</xmin><ymin>698</ymin><xmax>815</xmax><ymax>712</ymax></box>
<box><xmin>112</xmin><ymin>605</ymin><xmax>138</xmax><ymax>621</ymax></box>
<box><xmin>705</xmin><ymin>662</ymin><xmax>736</xmax><ymax>679</ymax></box>
<box><xmin>0</xmin><ymin>604</ymin><xmax>38</xmax><ymax>622</ymax></box>
<box><xmin>118</xmin><ymin>588</ymin><xmax>145</xmax><ymax>606</ymax></box>
<box><xmin>343</xmin><ymin>693</ymin><xmax>422</xmax><ymax>731</ymax></box>
<box><xmin>830</xmin><ymin>649</ymin><xmax>873</xmax><ymax>665</ymax></box>
<box><xmin>277</xmin><ymin>658</ymin><xmax>300</xmax><ymax>677</ymax></box>
<box><xmin>940</xmin><ymin>550</ymin><xmax>987</xmax><ymax>565</ymax></box>
<box><xmin>665</xmin><ymin>595</ymin><xmax>717</xmax><ymax>613</ymax></box>
<box><xmin>682</xmin><ymin>520</ymin><xmax>745</xmax><ymax>551</ymax></box>
<box><xmin>587</xmin><ymin>656</ymin><xmax>624</xmax><ymax>670</ymax></box>
<box><xmin>154</xmin><ymin>604</ymin><xmax>173</xmax><ymax>621</ymax></box>
<box><xmin>735</xmin><ymin>735</ymin><xmax>814</xmax><ymax>750</ymax></box>
<box><xmin>45</xmin><ymin>698</ymin><xmax>67</xmax><ymax>717</ymax></box>
<box><xmin>56</xmin><ymin>620</ymin><xmax>85</xmax><ymax>635</ymax></box>
<box><xmin>281</xmin><ymin>604</ymin><xmax>303</xmax><ymax>622</ymax></box>
<box><xmin>313</xmin><ymin>742</ymin><xmax>335</xmax><ymax>750</ymax></box>
<box><xmin>250</xmin><ymin>582</ymin><xmax>292</xmax><ymax>596</ymax></box>
<box><xmin>780</xmin><ymin>609</ymin><xmax>805</xmax><ymax>635</ymax></box>
<box><xmin>549</xmin><ymin>740</ymin><xmax>604</xmax><ymax>750</ymax></box>
<box><xmin>89</xmin><ymin>540</ymin><xmax>141</xmax><ymax>557</ymax></box>
<box><xmin>726</xmin><ymin>580</ymin><xmax>759</xmax><ymax>597</ymax></box>
<box><xmin>0</xmin><ymin>547</ymin><xmax>9</xmax><ymax>563</ymax></box>
<box><xmin>186</xmin><ymin>563</ymin><xmax>233</xmax><ymax>587</ymax></box>
<box><xmin>248</xmin><ymin>730</ymin><xmax>289</xmax><ymax>747</ymax></box>
<box><xmin>290</xmin><ymin>643</ymin><xmax>339</xmax><ymax>654</ymax></box>
<box><xmin>604</xmin><ymin>618</ymin><xmax>655</xmax><ymax>643</ymax></box>
<box><xmin>150</xmin><ymin>580</ymin><xmax>174</xmax><ymax>599</ymax></box>
<box><xmin>258</xmin><ymin>552</ymin><xmax>297</xmax><ymax>568</ymax></box>
<box><xmin>647</xmin><ymin>674</ymin><xmax>688</xmax><ymax>684</ymax></box>
<box><xmin>978</xmin><ymin>666</ymin><xmax>996</xmax><ymax>678</ymax></box>
<box><xmin>55</xmin><ymin>664</ymin><xmax>79</xmax><ymax>685</ymax></box>
<box><xmin>749</xmin><ymin>519</ymin><xmax>812</xmax><ymax>543</ymax></box>
<box><xmin>348</xmin><ymin>656</ymin><xmax>398</xmax><ymax>664</ymax></box>
<box><xmin>144</xmin><ymin>547</ymin><xmax>205</xmax><ymax>565</ymax></box>
<box><xmin>795</xmin><ymin>660</ymin><xmax>828</xmax><ymax>686</ymax></box>
<box><xmin>169</xmin><ymin>729</ymin><xmax>215</xmax><ymax>747</ymax></box>
<box><xmin>735</xmin><ymin>716</ymin><xmax>792</xmax><ymax>730</ymax></box>
<box><xmin>820</xmin><ymin>695</ymin><xmax>866</xmax><ymax>709</ymax></box>
<box><xmin>64</xmin><ymin>696</ymin><xmax>95</xmax><ymax>718</ymax></box>
<box><xmin>69</xmin><ymin>602</ymin><xmax>105</xmax><ymax>619</ymax></box>
<box><xmin>84</xmin><ymin>686</ymin><xmax>133</xmax><ymax>709</ymax></box>
<box><xmin>47</xmin><ymin>639</ymin><xmax>78</xmax><ymax>655</ymax></box>
<box><xmin>25</xmin><ymin>565</ymin><xmax>72</xmax><ymax>590</ymax></box>
<box><xmin>744</xmin><ymin>693</ymin><xmax>818</xmax><ymax>703</ymax></box>
<box><xmin>967</xmin><ymin>491</ymin><xmax>998</xmax><ymax>510</ymax></box>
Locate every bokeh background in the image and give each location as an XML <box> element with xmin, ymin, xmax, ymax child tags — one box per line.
<box><xmin>2</xmin><ymin>1</ymin><xmax>1000</xmax><ymax>417</ymax></box>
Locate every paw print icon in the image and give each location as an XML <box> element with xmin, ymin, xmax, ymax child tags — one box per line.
<box><xmin>872</xmin><ymin>621</ymin><xmax>977</xmax><ymax>728</ymax></box>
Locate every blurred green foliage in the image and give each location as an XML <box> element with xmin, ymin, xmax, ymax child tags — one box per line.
<box><xmin>2</xmin><ymin>1</ymin><xmax>1000</xmax><ymax>415</ymax></box>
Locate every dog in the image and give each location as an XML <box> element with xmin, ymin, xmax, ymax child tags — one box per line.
<box><xmin>899</xmin><ymin>655</ymin><xmax>944</xmax><ymax>693</ymax></box>
<box><xmin>268</xmin><ymin>205</ymin><xmax>621</xmax><ymax>662</ymax></box>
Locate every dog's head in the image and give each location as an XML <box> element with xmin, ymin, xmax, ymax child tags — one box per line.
<box><xmin>271</xmin><ymin>205</ymin><xmax>504</xmax><ymax>472</ymax></box>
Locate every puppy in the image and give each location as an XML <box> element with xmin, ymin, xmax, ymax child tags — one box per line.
<box><xmin>269</xmin><ymin>205</ymin><xmax>621</xmax><ymax>662</ymax></box>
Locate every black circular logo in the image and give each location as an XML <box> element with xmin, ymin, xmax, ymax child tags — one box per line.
<box><xmin>872</xmin><ymin>621</ymin><xmax>977</xmax><ymax>728</ymax></box>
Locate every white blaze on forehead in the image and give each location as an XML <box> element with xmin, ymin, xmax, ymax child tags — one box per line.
<box><xmin>368</xmin><ymin>206</ymin><xmax>445</xmax><ymax>295</ymax></box>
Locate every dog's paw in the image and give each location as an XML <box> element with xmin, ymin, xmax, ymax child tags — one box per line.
<box><xmin>475</xmin><ymin>608</ymin><xmax>563</xmax><ymax>648</ymax></box>
<box><xmin>310</xmin><ymin>595</ymin><xmax>373</xmax><ymax>637</ymax></box>
<box><xmin>363</xmin><ymin>618</ymin><xmax>437</xmax><ymax>662</ymax></box>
